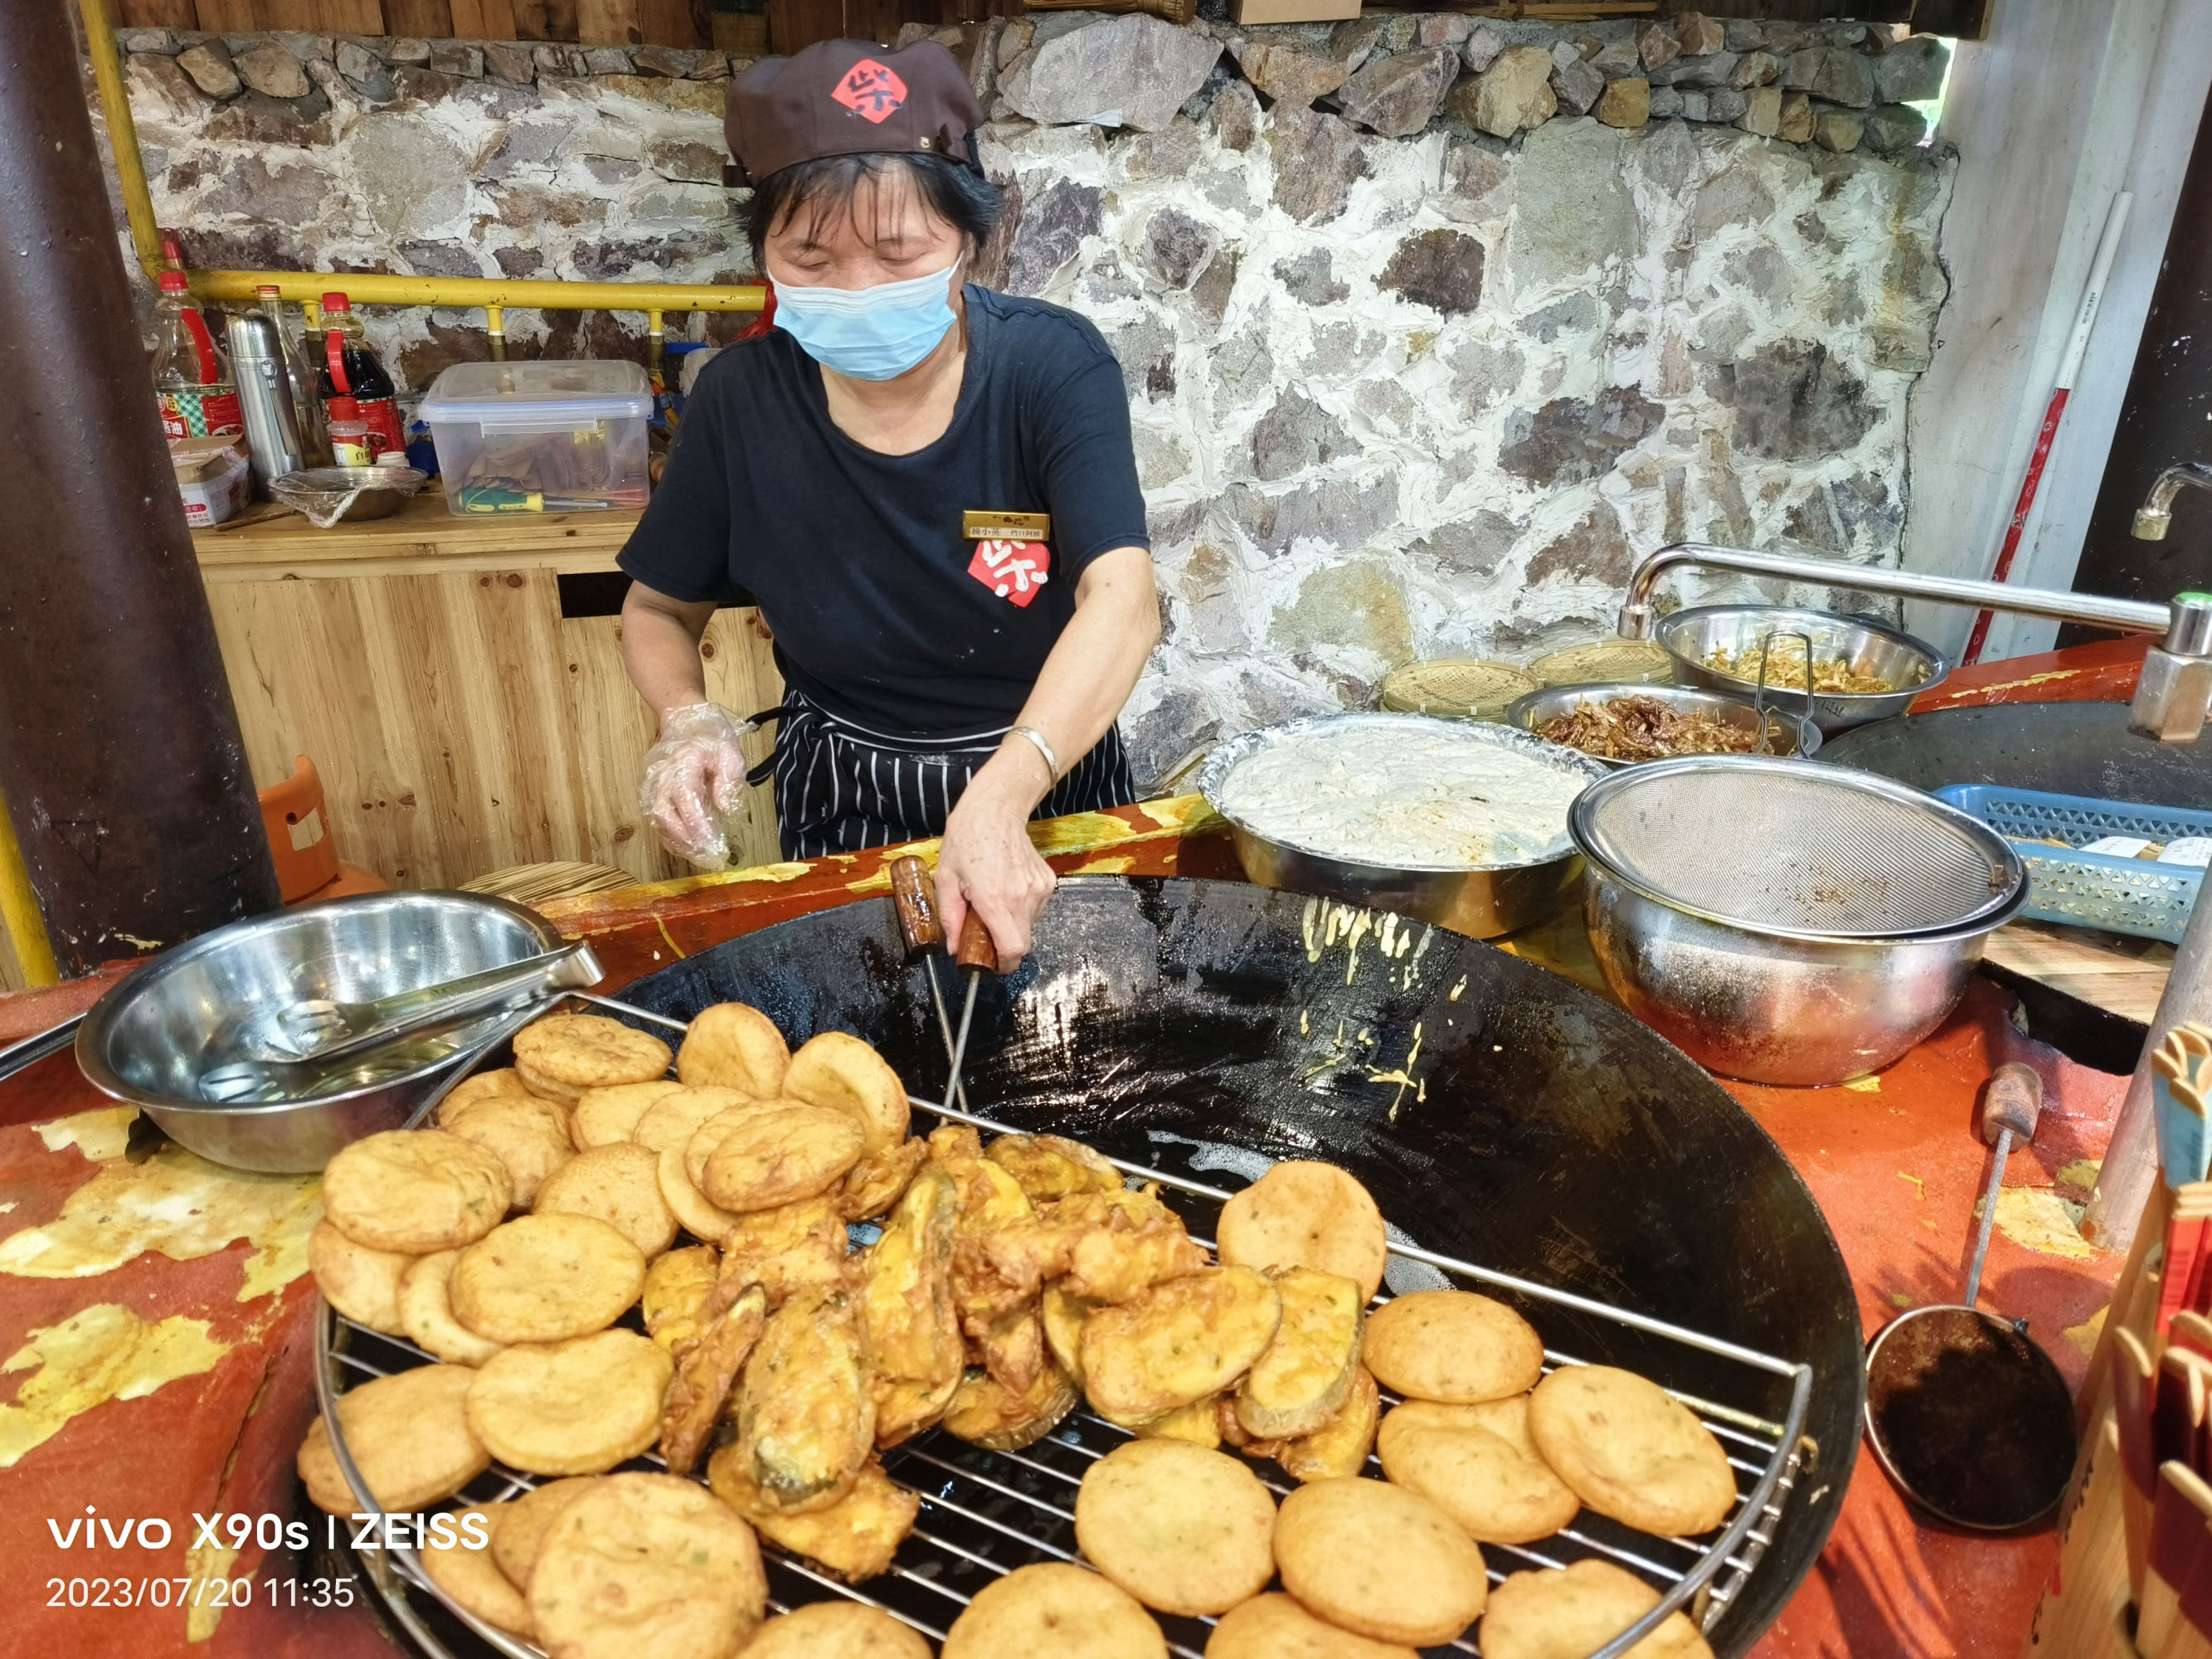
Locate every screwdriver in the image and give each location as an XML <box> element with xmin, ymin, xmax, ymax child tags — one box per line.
<box><xmin>453</xmin><ymin>483</ymin><xmax>615</xmax><ymax>513</ymax></box>
<box><xmin>888</xmin><ymin>854</ymin><xmax>995</xmax><ymax>1112</ymax></box>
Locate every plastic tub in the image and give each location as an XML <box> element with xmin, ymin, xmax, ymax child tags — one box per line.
<box><xmin>1936</xmin><ymin>784</ymin><xmax>2210</xmax><ymax>943</ymax></box>
<box><xmin>417</xmin><ymin>361</ymin><xmax>653</xmax><ymax>515</ymax></box>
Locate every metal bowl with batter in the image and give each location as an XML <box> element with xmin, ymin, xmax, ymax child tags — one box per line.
<box><xmin>1194</xmin><ymin>712</ymin><xmax>1608</xmax><ymax>938</ymax></box>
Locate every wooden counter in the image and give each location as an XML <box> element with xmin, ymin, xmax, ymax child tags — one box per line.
<box><xmin>192</xmin><ymin>490</ymin><xmax>783</xmax><ymax>889</ymax></box>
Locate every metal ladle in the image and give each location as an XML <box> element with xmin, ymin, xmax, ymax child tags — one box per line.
<box><xmin>1864</xmin><ymin>1062</ymin><xmax>2081</xmax><ymax>1530</ymax></box>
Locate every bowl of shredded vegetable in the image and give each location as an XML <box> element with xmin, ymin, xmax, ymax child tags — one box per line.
<box><xmin>1505</xmin><ymin>683</ymin><xmax>1821</xmax><ymax>768</ymax></box>
<box><xmin>1654</xmin><ymin>605</ymin><xmax>1947</xmax><ymax>733</ymax></box>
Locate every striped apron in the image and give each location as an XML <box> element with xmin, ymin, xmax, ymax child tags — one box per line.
<box><xmin>747</xmin><ymin>688</ymin><xmax>1137</xmax><ymax>860</ymax></box>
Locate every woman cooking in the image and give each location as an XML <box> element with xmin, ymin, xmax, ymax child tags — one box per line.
<box><xmin>619</xmin><ymin>39</ymin><xmax>1159</xmax><ymax>971</ymax></box>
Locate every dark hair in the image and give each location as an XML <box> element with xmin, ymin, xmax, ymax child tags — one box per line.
<box><xmin>742</xmin><ymin>151</ymin><xmax>1004</xmax><ymax>268</ymax></box>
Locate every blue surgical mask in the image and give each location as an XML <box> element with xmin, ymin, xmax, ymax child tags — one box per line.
<box><xmin>774</xmin><ymin>262</ymin><xmax>960</xmax><ymax>382</ymax></box>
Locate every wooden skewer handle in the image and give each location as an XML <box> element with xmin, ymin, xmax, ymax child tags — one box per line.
<box><xmin>889</xmin><ymin>856</ymin><xmax>944</xmax><ymax>953</ymax></box>
<box><xmin>1982</xmin><ymin>1062</ymin><xmax>2043</xmax><ymax>1147</ymax></box>
<box><xmin>955</xmin><ymin>912</ymin><xmax>999</xmax><ymax>974</ymax></box>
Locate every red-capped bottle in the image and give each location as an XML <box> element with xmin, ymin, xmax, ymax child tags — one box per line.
<box><xmin>326</xmin><ymin>397</ymin><xmax>373</xmax><ymax>468</ymax></box>
<box><xmin>151</xmin><ymin>270</ymin><xmax>243</xmax><ymax>439</ymax></box>
<box><xmin>316</xmin><ymin>291</ymin><xmax>403</xmax><ymax>460</ymax></box>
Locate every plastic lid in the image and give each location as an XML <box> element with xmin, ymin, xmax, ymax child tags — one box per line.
<box><xmin>158</xmin><ymin>271</ymin><xmax>189</xmax><ymax>293</ymax></box>
<box><xmin>328</xmin><ymin>397</ymin><xmax>361</xmax><ymax>418</ymax></box>
<box><xmin>321</xmin><ymin>291</ymin><xmax>352</xmax><ymax>310</ymax></box>
<box><xmin>257</xmin><ymin>283</ymin><xmax>281</xmax><ymax>297</ymax></box>
<box><xmin>418</xmin><ymin>359</ymin><xmax>654</xmax><ymax>423</ymax></box>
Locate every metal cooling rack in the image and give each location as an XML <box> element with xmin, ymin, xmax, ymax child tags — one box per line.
<box><xmin>318</xmin><ymin>990</ymin><xmax>1814</xmax><ymax>1659</ymax></box>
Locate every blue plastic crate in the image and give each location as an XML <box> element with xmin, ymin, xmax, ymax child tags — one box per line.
<box><xmin>1936</xmin><ymin>784</ymin><xmax>2210</xmax><ymax>943</ymax></box>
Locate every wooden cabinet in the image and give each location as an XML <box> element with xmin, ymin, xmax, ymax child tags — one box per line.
<box><xmin>193</xmin><ymin>493</ymin><xmax>783</xmax><ymax>891</ymax></box>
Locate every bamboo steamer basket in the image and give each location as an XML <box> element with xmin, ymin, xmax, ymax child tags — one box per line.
<box><xmin>1378</xmin><ymin>659</ymin><xmax>1539</xmax><ymax>722</ymax></box>
<box><xmin>1529</xmin><ymin>639</ymin><xmax>1675</xmax><ymax>688</ymax></box>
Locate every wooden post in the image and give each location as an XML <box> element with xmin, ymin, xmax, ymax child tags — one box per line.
<box><xmin>0</xmin><ymin>0</ymin><xmax>281</xmax><ymax>973</ymax></box>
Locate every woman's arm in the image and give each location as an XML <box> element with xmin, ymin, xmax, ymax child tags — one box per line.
<box><xmin>621</xmin><ymin>581</ymin><xmax>720</xmax><ymax>720</ymax></box>
<box><xmin>936</xmin><ymin>545</ymin><xmax>1159</xmax><ymax>967</ymax></box>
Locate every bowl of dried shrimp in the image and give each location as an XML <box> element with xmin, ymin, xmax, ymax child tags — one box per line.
<box><xmin>1654</xmin><ymin>605</ymin><xmax>1947</xmax><ymax>734</ymax></box>
<box><xmin>1505</xmin><ymin>683</ymin><xmax>1821</xmax><ymax>769</ymax></box>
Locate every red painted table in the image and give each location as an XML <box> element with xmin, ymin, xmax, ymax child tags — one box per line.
<box><xmin>0</xmin><ymin>643</ymin><xmax>2148</xmax><ymax>1659</ymax></box>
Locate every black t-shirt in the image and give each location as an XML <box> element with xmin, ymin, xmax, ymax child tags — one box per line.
<box><xmin>619</xmin><ymin>286</ymin><xmax>1151</xmax><ymax>738</ymax></box>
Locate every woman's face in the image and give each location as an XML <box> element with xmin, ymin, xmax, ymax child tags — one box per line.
<box><xmin>762</xmin><ymin>166</ymin><xmax>965</xmax><ymax>296</ymax></box>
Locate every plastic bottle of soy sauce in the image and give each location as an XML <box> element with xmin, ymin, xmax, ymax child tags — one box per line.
<box><xmin>316</xmin><ymin>291</ymin><xmax>403</xmax><ymax>461</ymax></box>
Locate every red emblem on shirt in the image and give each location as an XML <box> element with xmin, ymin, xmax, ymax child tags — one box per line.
<box><xmin>968</xmin><ymin>538</ymin><xmax>1051</xmax><ymax>607</ymax></box>
<box><xmin>833</xmin><ymin>60</ymin><xmax>907</xmax><ymax>124</ymax></box>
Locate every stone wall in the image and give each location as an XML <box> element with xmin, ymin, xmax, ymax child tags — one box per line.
<box><xmin>94</xmin><ymin>12</ymin><xmax>1954</xmax><ymax>786</ymax></box>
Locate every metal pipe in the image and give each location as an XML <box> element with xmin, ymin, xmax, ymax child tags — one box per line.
<box><xmin>190</xmin><ymin>270</ymin><xmax>765</xmax><ymax>314</ymax></box>
<box><xmin>2133</xmin><ymin>463</ymin><xmax>2212</xmax><ymax>540</ymax></box>
<box><xmin>2083</xmin><ymin>885</ymin><xmax>2212</xmax><ymax>1252</ymax></box>
<box><xmin>0</xmin><ymin>781</ymin><xmax>59</xmax><ymax>988</ymax></box>
<box><xmin>75</xmin><ymin>0</ymin><xmax>161</xmax><ymax>278</ymax></box>
<box><xmin>1617</xmin><ymin>542</ymin><xmax>2177</xmax><ymax>640</ymax></box>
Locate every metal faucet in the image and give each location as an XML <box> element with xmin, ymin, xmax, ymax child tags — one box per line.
<box><xmin>2133</xmin><ymin>462</ymin><xmax>2212</xmax><ymax>539</ymax></box>
<box><xmin>1616</xmin><ymin>541</ymin><xmax>2212</xmax><ymax>743</ymax></box>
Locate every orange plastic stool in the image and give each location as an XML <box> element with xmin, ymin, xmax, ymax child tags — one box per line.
<box><xmin>258</xmin><ymin>756</ymin><xmax>388</xmax><ymax>903</ymax></box>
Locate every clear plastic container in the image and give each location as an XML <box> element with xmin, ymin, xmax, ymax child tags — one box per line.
<box><xmin>417</xmin><ymin>361</ymin><xmax>654</xmax><ymax>516</ymax></box>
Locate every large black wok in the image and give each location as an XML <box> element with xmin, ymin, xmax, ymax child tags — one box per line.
<box><xmin>619</xmin><ymin>876</ymin><xmax>1860</xmax><ymax>1652</ymax></box>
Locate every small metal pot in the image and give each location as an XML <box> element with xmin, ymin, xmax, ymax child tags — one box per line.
<box><xmin>75</xmin><ymin>891</ymin><xmax>563</xmax><ymax>1171</ymax></box>
<box><xmin>1194</xmin><ymin>713</ymin><xmax>1608</xmax><ymax>939</ymax></box>
<box><xmin>1504</xmin><ymin>682</ymin><xmax>1821</xmax><ymax>769</ymax></box>
<box><xmin>1656</xmin><ymin>605</ymin><xmax>1947</xmax><ymax>733</ymax></box>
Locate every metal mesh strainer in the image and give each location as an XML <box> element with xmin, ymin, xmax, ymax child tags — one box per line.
<box><xmin>1570</xmin><ymin>757</ymin><xmax>2025</xmax><ymax>938</ymax></box>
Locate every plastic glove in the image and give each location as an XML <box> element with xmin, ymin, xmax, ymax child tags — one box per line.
<box><xmin>639</xmin><ymin>702</ymin><xmax>756</xmax><ymax>871</ymax></box>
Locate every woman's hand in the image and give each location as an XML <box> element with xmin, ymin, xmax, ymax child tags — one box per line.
<box><xmin>640</xmin><ymin>703</ymin><xmax>756</xmax><ymax>870</ymax></box>
<box><xmin>936</xmin><ymin>750</ymin><xmax>1057</xmax><ymax>971</ymax></box>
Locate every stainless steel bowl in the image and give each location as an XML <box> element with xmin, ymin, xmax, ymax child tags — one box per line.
<box><xmin>1656</xmin><ymin>605</ymin><xmax>1948</xmax><ymax>733</ymax></box>
<box><xmin>1194</xmin><ymin>713</ymin><xmax>1609</xmax><ymax>939</ymax></box>
<box><xmin>75</xmin><ymin>891</ymin><xmax>564</xmax><ymax>1171</ymax></box>
<box><xmin>270</xmin><ymin>466</ymin><xmax>427</xmax><ymax>527</ymax></box>
<box><xmin>1570</xmin><ymin>760</ymin><xmax>2027</xmax><ymax>1085</ymax></box>
<box><xmin>1504</xmin><ymin>682</ymin><xmax>1821</xmax><ymax>769</ymax></box>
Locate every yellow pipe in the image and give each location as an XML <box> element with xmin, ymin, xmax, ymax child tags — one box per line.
<box><xmin>78</xmin><ymin>0</ymin><xmax>163</xmax><ymax>278</ymax></box>
<box><xmin>192</xmin><ymin>270</ymin><xmax>765</xmax><ymax>313</ymax></box>
<box><xmin>0</xmin><ymin>783</ymin><xmax>61</xmax><ymax>988</ymax></box>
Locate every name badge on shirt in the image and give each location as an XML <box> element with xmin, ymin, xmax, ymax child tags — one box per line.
<box><xmin>963</xmin><ymin>510</ymin><xmax>1052</xmax><ymax>609</ymax></box>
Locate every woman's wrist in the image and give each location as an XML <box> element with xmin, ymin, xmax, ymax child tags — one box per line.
<box><xmin>966</xmin><ymin>744</ymin><xmax>1052</xmax><ymax>817</ymax></box>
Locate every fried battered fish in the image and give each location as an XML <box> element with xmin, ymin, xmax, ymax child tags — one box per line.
<box><xmin>660</xmin><ymin>1282</ymin><xmax>767</xmax><ymax>1476</ymax></box>
<box><xmin>984</xmin><ymin>1133</ymin><xmax>1121</xmax><ymax>1203</ymax></box>
<box><xmin>708</xmin><ymin>1449</ymin><xmax>920</xmax><ymax>1584</ymax></box>
<box><xmin>732</xmin><ymin>1289</ymin><xmax>876</xmax><ymax>1514</ymax></box>
<box><xmin>971</xmin><ymin>1187</ymin><xmax>1207</xmax><ymax>1320</ymax></box>
<box><xmin>838</xmin><ymin>1137</ymin><xmax>928</xmax><ymax>1221</ymax></box>
<box><xmin>858</xmin><ymin>1169</ymin><xmax>963</xmax><ymax>1385</ymax></box>
<box><xmin>641</xmin><ymin>1244</ymin><xmax>721</xmax><ymax>1354</ymax></box>
<box><xmin>1236</xmin><ymin>1266</ymin><xmax>1364</xmax><ymax>1439</ymax></box>
<box><xmin>942</xmin><ymin>1360</ymin><xmax>1078</xmax><ymax>1452</ymax></box>
<box><xmin>719</xmin><ymin>1194</ymin><xmax>849</xmax><ymax>1310</ymax></box>
<box><xmin>1082</xmin><ymin>1267</ymin><xmax>1283</xmax><ymax>1423</ymax></box>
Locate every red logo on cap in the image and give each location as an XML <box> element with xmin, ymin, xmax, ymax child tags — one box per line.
<box><xmin>833</xmin><ymin>60</ymin><xmax>907</xmax><ymax>124</ymax></box>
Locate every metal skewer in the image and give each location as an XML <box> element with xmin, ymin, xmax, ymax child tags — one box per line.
<box><xmin>889</xmin><ymin>855</ymin><xmax>997</xmax><ymax>1112</ymax></box>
